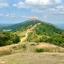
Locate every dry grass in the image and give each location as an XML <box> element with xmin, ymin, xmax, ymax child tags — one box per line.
<box><xmin>0</xmin><ymin>44</ymin><xmax>22</xmax><ymax>56</ymax></box>
<box><xmin>0</xmin><ymin>43</ymin><xmax>64</xmax><ymax>64</ymax></box>
<box><xmin>35</xmin><ymin>43</ymin><xmax>64</xmax><ymax>52</ymax></box>
<box><xmin>0</xmin><ymin>42</ymin><xmax>64</xmax><ymax>56</ymax></box>
<box><xmin>0</xmin><ymin>52</ymin><xmax>64</xmax><ymax>64</ymax></box>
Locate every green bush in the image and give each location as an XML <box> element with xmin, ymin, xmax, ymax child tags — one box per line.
<box><xmin>0</xmin><ymin>32</ymin><xmax>20</xmax><ymax>46</ymax></box>
<box><xmin>35</xmin><ymin>48</ymin><xmax>44</xmax><ymax>52</ymax></box>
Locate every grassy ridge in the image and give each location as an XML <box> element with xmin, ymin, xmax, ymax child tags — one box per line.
<box><xmin>0</xmin><ymin>19</ymin><xmax>64</xmax><ymax>47</ymax></box>
<box><xmin>0</xmin><ymin>42</ymin><xmax>64</xmax><ymax>56</ymax></box>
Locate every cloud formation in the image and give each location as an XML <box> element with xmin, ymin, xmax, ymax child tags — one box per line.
<box><xmin>13</xmin><ymin>2</ymin><xmax>26</xmax><ymax>8</ymax></box>
<box><xmin>0</xmin><ymin>13</ymin><xmax>38</xmax><ymax>20</ymax></box>
<box><xmin>13</xmin><ymin>0</ymin><xmax>63</xmax><ymax>14</ymax></box>
<box><xmin>25</xmin><ymin>0</ymin><xmax>62</xmax><ymax>5</ymax></box>
<box><xmin>0</xmin><ymin>0</ymin><xmax>9</xmax><ymax>8</ymax></box>
<box><xmin>13</xmin><ymin>0</ymin><xmax>62</xmax><ymax>8</ymax></box>
<box><xmin>0</xmin><ymin>2</ymin><xmax>9</xmax><ymax>8</ymax></box>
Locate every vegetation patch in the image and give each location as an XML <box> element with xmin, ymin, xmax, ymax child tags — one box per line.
<box><xmin>0</xmin><ymin>32</ymin><xmax>20</xmax><ymax>46</ymax></box>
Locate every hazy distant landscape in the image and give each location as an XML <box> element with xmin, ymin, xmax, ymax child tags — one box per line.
<box><xmin>56</xmin><ymin>24</ymin><xmax>64</xmax><ymax>29</ymax></box>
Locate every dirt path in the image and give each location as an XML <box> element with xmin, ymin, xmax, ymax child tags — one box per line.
<box><xmin>21</xmin><ymin>23</ymin><xmax>41</xmax><ymax>42</ymax></box>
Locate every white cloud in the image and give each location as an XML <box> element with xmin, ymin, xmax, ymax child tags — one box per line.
<box><xmin>40</xmin><ymin>0</ymin><xmax>50</xmax><ymax>5</ymax></box>
<box><xmin>0</xmin><ymin>2</ymin><xmax>9</xmax><ymax>8</ymax></box>
<box><xmin>0</xmin><ymin>0</ymin><xmax>9</xmax><ymax>8</ymax></box>
<box><xmin>25</xmin><ymin>0</ymin><xmax>62</xmax><ymax>5</ymax></box>
<box><xmin>25</xmin><ymin>0</ymin><xmax>39</xmax><ymax>5</ymax></box>
<box><xmin>50</xmin><ymin>5</ymin><xmax>64</xmax><ymax>14</ymax></box>
<box><xmin>12</xmin><ymin>0</ymin><xmax>64</xmax><ymax>15</ymax></box>
<box><xmin>0</xmin><ymin>13</ymin><xmax>17</xmax><ymax>19</ymax></box>
<box><xmin>56</xmin><ymin>5</ymin><xmax>64</xmax><ymax>10</ymax></box>
<box><xmin>13</xmin><ymin>2</ymin><xmax>26</xmax><ymax>8</ymax></box>
<box><xmin>0</xmin><ymin>13</ymin><xmax>39</xmax><ymax>20</ymax></box>
<box><xmin>55</xmin><ymin>0</ymin><xmax>62</xmax><ymax>4</ymax></box>
<box><xmin>25</xmin><ymin>0</ymin><xmax>53</xmax><ymax>5</ymax></box>
<box><xmin>13</xmin><ymin>0</ymin><xmax>62</xmax><ymax>9</ymax></box>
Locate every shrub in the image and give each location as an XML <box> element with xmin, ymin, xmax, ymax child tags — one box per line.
<box><xmin>0</xmin><ymin>32</ymin><xmax>20</xmax><ymax>46</ymax></box>
<box><xmin>35</xmin><ymin>48</ymin><xmax>44</xmax><ymax>52</ymax></box>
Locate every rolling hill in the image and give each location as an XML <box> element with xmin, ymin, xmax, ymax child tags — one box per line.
<box><xmin>18</xmin><ymin>20</ymin><xmax>64</xmax><ymax>47</ymax></box>
<box><xmin>0</xmin><ymin>19</ymin><xmax>63</xmax><ymax>32</ymax></box>
<box><xmin>0</xmin><ymin>19</ymin><xmax>41</xmax><ymax>32</ymax></box>
<box><xmin>0</xmin><ymin>19</ymin><xmax>64</xmax><ymax>47</ymax></box>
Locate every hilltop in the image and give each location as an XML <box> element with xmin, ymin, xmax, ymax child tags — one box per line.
<box><xmin>0</xmin><ymin>19</ymin><xmax>63</xmax><ymax>32</ymax></box>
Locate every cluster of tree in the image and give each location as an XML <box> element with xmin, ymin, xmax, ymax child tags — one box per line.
<box><xmin>0</xmin><ymin>32</ymin><xmax>20</xmax><ymax>46</ymax></box>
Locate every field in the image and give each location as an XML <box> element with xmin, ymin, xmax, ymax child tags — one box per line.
<box><xmin>0</xmin><ymin>52</ymin><xmax>64</xmax><ymax>64</ymax></box>
<box><xmin>0</xmin><ymin>43</ymin><xmax>64</xmax><ymax>64</ymax></box>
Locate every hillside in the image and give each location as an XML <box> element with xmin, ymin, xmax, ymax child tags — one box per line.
<box><xmin>0</xmin><ymin>19</ymin><xmax>64</xmax><ymax>64</ymax></box>
<box><xmin>0</xmin><ymin>19</ymin><xmax>64</xmax><ymax>47</ymax></box>
<box><xmin>12</xmin><ymin>19</ymin><xmax>64</xmax><ymax>47</ymax></box>
<box><xmin>0</xmin><ymin>19</ymin><xmax>63</xmax><ymax>32</ymax></box>
<box><xmin>0</xmin><ymin>19</ymin><xmax>43</xmax><ymax>32</ymax></box>
<box><xmin>0</xmin><ymin>52</ymin><xmax>64</xmax><ymax>64</ymax></box>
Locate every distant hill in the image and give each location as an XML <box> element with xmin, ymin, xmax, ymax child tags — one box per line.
<box><xmin>0</xmin><ymin>19</ymin><xmax>63</xmax><ymax>32</ymax></box>
<box><xmin>0</xmin><ymin>19</ymin><xmax>64</xmax><ymax>47</ymax></box>
<box><xmin>56</xmin><ymin>24</ymin><xmax>64</xmax><ymax>29</ymax></box>
<box><xmin>20</xmin><ymin>20</ymin><xmax>64</xmax><ymax>47</ymax></box>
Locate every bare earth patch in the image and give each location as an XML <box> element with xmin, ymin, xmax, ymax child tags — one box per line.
<box><xmin>0</xmin><ymin>43</ymin><xmax>64</xmax><ymax>64</ymax></box>
<box><xmin>0</xmin><ymin>52</ymin><xmax>64</xmax><ymax>64</ymax></box>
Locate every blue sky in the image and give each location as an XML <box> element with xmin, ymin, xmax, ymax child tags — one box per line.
<box><xmin>0</xmin><ymin>0</ymin><xmax>64</xmax><ymax>24</ymax></box>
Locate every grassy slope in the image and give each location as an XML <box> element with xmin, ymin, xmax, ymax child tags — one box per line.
<box><xmin>0</xmin><ymin>42</ymin><xmax>64</xmax><ymax>56</ymax></box>
<box><xmin>0</xmin><ymin>52</ymin><xmax>64</xmax><ymax>64</ymax></box>
<box><xmin>17</xmin><ymin>22</ymin><xmax>64</xmax><ymax>47</ymax></box>
<box><xmin>0</xmin><ymin>19</ymin><xmax>64</xmax><ymax>47</ymax></box>
<box><xmin>0</xmin><ymin>42</ymin><xmax>64</xmax><ymax>64</ymax></box>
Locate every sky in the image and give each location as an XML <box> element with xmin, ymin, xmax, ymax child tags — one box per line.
<box><xmin>0</xmin><ymin>0</ymin><xmax>64</xmax><ymax>24</ymax></box>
